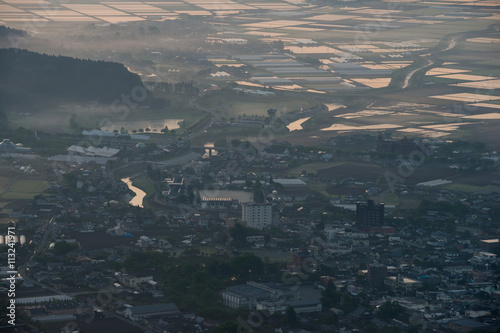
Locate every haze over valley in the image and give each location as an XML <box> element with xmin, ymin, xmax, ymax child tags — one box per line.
<box><xmin>1</xmin><ymin>0</ymin><xmax>500</xmax><ymax>332</ymax></box>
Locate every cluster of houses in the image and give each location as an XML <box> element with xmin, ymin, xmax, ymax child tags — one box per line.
<box><xmin>2</xmin><ymin>130</ymin><xmax>500</xmax><ymax>332</ymax></box>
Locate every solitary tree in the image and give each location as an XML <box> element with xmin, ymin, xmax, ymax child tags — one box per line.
<box><xmin>285</xmin><ymin>306</ymin><xmax>298</xmax><ymax>327</ymax></box>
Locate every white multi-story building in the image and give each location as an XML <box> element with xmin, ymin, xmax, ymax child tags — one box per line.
<box><xmin>242</xmin><ymin>203</ymin><xmax>272</xmax><ymax>230</ymax></box>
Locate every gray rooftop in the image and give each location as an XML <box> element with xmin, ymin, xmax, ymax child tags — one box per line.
<box><xmin>226</xmin><ymin>282</ymin><xmax>293</xmax><ymax>298</ymax></box>
<box><xmin>130</xmin><ymin>303</ymin><xmax>179</xmax><ymax>316</ymax></box>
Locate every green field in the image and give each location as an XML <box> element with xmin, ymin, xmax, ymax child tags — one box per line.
<box><xmin>199</xmin><ymin>90</ymin><xmax>319</xmax><ymax>118</ymax></box>
<box><xmin>9</xmin><ymin>108</ymin><xmax>74</xmax><ymax>133</ymax></box>
<box><xmin>370</xmin><ymin>194</ymin><xmax>400</xmax><ymax>206</ymax></box>
<box><xmin>287</xmin><ymin>161</ymin><xmax>342</xmax><ymax>177</ymax></box>
<box><xmin>0</xmin><ymin>179</ymin><xmax>49</xmax><ymax>200</ymax></box>
<box><xmin>0</xmin><ymin>177</ymin><xmax>10</xmax><ymax>190</ymax></box>
<box><xmin>8</xmin><ymin>92</ymin><xmax>207</xmax><ymax>135</ymax></box>
<box><xmin>0</xmin><ymin>217</ymin><xmax>18</xmax><ymax>226</ymax></box>
<box><xmin>399</xmin><ymin>198</ymin><xmax>422</xmax><ymax>210</ymax></box>
<box><xmin>191</xmin><ymin>125</ymin><xmax>261</xmax><ymax>145</ymax></box>
<box><xmin>440</xmin><ymin>183</ymin><xmax>494</xmax><ymax>193</ymax></box>
<box><xmin>308</xmin><ymin>181</ymin><xmax>331</xmax><ymax>198</ymax></box>
<box><xmin>0</xmin><ymin>202</ymin><xmax>11</xmax><ymax>209</ymax></box>
<box><xmin>376</xmin><ymin>19</ymin><xmax>493</xmax><ymax>42</ymax></box>
<box><xmin>198</xmin><ymin>246</ymin><xmax>217</xmax><ymax>256</ymax></box>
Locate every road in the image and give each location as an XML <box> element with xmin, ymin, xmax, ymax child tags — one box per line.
<box><xmin>19</xmin><ymin>215</ymin><xmax>56</xmax><ymax>280</ymax></box>
<box><xmin>186</xmin><ymin>97</ymin><xmax>220</xmax><ymax>139</ymax></box>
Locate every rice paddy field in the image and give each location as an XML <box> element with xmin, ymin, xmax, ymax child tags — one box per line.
<box><xmin>0</xmin><ymin>166</ymin><xmax>50</xmax><ymax>223</ymax></box>
<box><xmin>0</xmin><ymin>179</ymin><xmax>49</xmax><ymax>200</ymax></box>
<box><xmin>1</xmin><ymin>0</ymin><xmax>500</xmax><ymax>147</ymax></box>
<box><xmin>198</xmin><ymin>90</ymin><xmax>319</xmax><ymax>118</ymax></box>
<box><xmin>280</xmin><ymin>156</ymin><xmax>500</xmax><ymax>208</ymax></box>
<box><xmin>7</xmin><ymin>96</ymin><xmax>207</xmax><ymax>134</ymax></box>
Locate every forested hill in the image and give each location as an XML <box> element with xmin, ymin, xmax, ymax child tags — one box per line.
<box><xmin>0</xmin><ymin>25</ymin><xmax>28</xmax><ymax>39</ymax></box>
<box><xmin>0</xmin><ymin>25</ymin><xmax>29</xmax><ymax>49</ymax></box>
<box><xmin>0</xmin><ymin>48</ymin><xmax>143</xmax><ymax>104</ymax></box>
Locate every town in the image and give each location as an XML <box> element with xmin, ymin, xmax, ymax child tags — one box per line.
<box><xmin>1</xmin><ymin>127</ymin><xmax>499</xmax><ymax>333</ymax></box>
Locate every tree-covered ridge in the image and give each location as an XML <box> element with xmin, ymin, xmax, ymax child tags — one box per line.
<box><xmin>0</xmin><ymin>48</ymin><xmax>143</xmax><ymax>104</ymax></box>
<box><xmin>0</xmin><ymin>25</ymin><xmax>28</xmax><ymax>38</ymax></box>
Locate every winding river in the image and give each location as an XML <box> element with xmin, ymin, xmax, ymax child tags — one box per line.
<box><xmin>121</xmin><ymin>177</ymin><xmax>146</xmax><ymax>208</ymax></box>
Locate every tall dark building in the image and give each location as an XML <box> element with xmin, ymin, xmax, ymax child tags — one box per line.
<box><xmin>356</xmin><ymin>200</ymin><xmax>384</xmax><ymax>229</ymax></box>
<box><xmin>368</xmin><ymin>263</ymin><xmax>387</xmax><ymax>289</ymax></box>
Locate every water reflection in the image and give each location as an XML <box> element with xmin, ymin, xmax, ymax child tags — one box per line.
<box><xmin>104</xmin><ymin>119</ymin><xmax>183</xmax><ymax>132</ymax></box>
<box><xmin>287</xmin><ymin>117</ymin><xmax>310</xmax><ymax>131</ymax></box>
<box><xmin>121</xmin><ymin>177</ymin><xmax>146</xmax><ymax>208</ymax></box>
<box><xmin>203</xmin><ymin>142</ymin><xmax>218</xmax><ymax>158</ymax></box>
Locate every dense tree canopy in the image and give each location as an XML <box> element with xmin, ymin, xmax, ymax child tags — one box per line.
<box><xmin>0</xmin><ymin>48</ymin><xmax>143</xmax><ymax>104</ymax></box>
<box><xmin>285</xmin><ymin>306</ymin><xmax>298</xmax><ymax>328</ymax></box>
<box><xmin>377</xmin><ymin>300</ymin><xmax>408</xmax><ymax>322</ymax></box>
<box><xmin>122</xmin><ymin>251</ymin><xmax>271</xmax><ymax>318</ymax></box>
<box><xmin>230</xmin><ymin>253</ymin><xmax>265</xmax><ymax>277</ymax></box>
<box><xmin>0</xmin><ymin>25</ymin><xmax>28</xmax><ymax>38</ymax></box>
<box><xmin>52</xmin><ymin>241</ymin><xmax>79</xmax><ymax>255</ymax></box>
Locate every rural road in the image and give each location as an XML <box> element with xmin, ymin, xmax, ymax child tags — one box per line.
<box><xmin>186</xmin><ymin>97</ymin><xmax>220</xmax><ymax>139</ymax></box>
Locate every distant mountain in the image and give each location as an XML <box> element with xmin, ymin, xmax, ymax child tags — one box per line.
<box><xmin>0</xmin><ymin>25</ymin><xmax>30</xmax><ymax>50</ymax></box>
<box><xmin>0</xmin><ymin>48</ymin><xmax>144</xmax><ymax>105</ymax></box>
<box><xmin>0</xmin><ymin>25</ymin><xmax>28</xmax><ymax>39</ymax></box>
